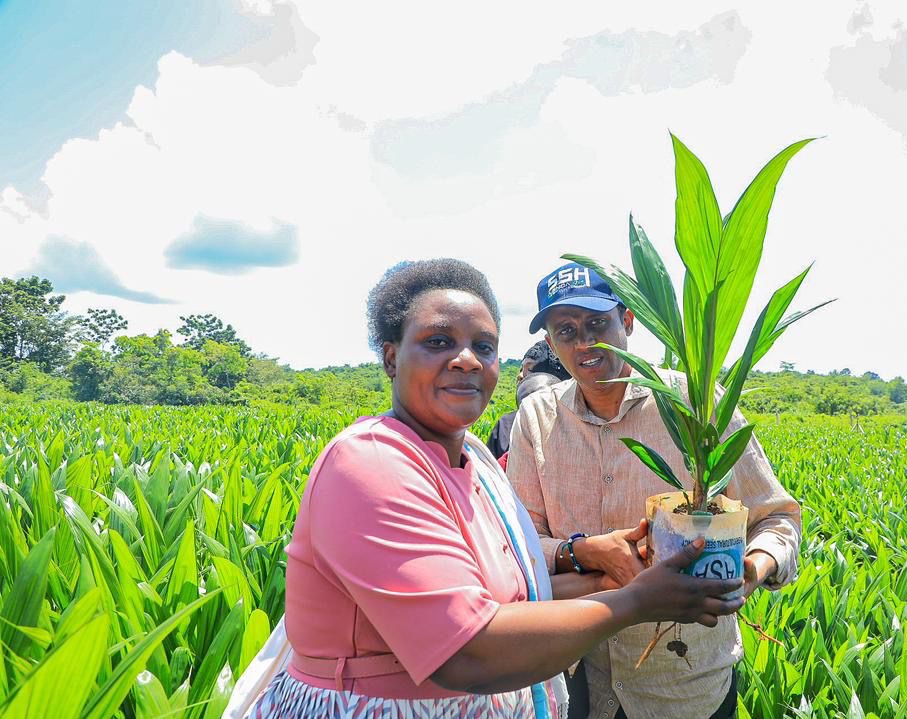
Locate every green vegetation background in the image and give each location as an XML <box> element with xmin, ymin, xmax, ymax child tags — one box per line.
<box><xmin>1</xmin><ymin>275</ymin><xmax>907</xmax><ymax>717</ymax></box>
<box><xmin>0</xmin><ymin>275</ymin><xmax>904</xmax><ymax>416</ymax></box>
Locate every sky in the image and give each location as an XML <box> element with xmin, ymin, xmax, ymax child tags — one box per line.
<box><xmin>1</xmin><ymin>0</ymin><xmax>906</xmax><ymax>379</ymax></box>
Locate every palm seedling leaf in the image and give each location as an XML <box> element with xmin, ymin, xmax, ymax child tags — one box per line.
<box><xmin>620</xmin><ymin>439</ymin><xmax>684</xmax><ymax>490</ymax></box>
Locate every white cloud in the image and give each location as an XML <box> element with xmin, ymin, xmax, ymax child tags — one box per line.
<box><xmin>1</xmin><ymin>1</ymin><xmax>905</xmax><ymax>379</ymax></box>
<box><xmin>207</xmin><ymin>0</ymin><xmax>319</xmax><ymax>86</ymax></box>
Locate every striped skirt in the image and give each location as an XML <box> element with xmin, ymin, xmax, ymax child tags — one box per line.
<box><xmin>247</xmin><ymin>671</ymin><xmax>537</xmax><ymax>719</ymax></box>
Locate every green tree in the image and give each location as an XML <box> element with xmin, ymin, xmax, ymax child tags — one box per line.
<box><xmin>0</xmin><ymin>276</ymin><xmax>77</xmax><ymax>371</ymax></box>
<box><xmin>101</xmin><ymin>331</ymin><xmax>225</xmax><ymax>405</ymax></box>
<box><xmin>177</xmin><ymin>314</ymin><xmax>251</xmax><ymax>357</ymax></box>
<box><xmin>68</xmin><ymin>343</ymin><xmax>113</xmax><ymax>401</ymax></box>
<box><xmin>201</xmin><ymin>340</ymin><xmax>248</xmax><ymax>389</ymax></box>
<box><xmin>889</xmin><ymin>377</ymin><xmax>907</xmax><ymax>404</ymax></box>
<box><xmin>78</xmin><ymin>308</ymin><xmax>127</xmax><ymax>348</ymax></box>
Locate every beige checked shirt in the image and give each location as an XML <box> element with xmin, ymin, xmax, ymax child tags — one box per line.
<box><xmin>507</xmin><ymin>372</ymin><xmax>801</xmax><ymax>719</ymax></box>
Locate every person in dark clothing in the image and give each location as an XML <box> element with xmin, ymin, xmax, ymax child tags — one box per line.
<box><xmin>487</xmin><ymin>372</ymin><xmax>562</xmax><ymax>460</ymax></box>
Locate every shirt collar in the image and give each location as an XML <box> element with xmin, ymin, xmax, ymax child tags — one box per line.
<box><xmin>559</xmin><ymin>370</ymin><xmax>652</xmax><ymax>426</ymax></box>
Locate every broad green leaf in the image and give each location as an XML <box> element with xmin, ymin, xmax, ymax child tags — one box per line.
<box><xmin>60</xmin><ymin>496</ymin><xmax>120</xmax><ymax>615</ymax></box>
<box><xmin>672</xmin><ymin>133</ymin><xmax>723</xmax><ymax>298</ymax></box>
<box><xmin>64</xmin><ymin>454</ymin><xmax>93</xmax><ymax>511</ymax></box>
<box><xmin>29</xmin><ymin>456</ymin><xmax>56</xmax><ymax>543</ymax></box>
<box><xmin>238</xmin><ymin>610</ymin><xmax>271</xmax><ymax>677</ymax></box>
<box><xmin>222</xmin><ymin>460</ymin><xmax>244</xmax><ymax>534</ymax></box>
<box><xmin>108</xmin><ymin>529</ymin><xmax>148</xmax><ymax>635</ymax></box>
<box><xmin>54</xmin><ymin>587</ymin><xmax>104</xmax><ymax>646</ymax></box>
<box><xmin>186</xmin><ymin>599</ymin><xmax>245</xmax><ymax>719</ymax></box>
<box><xmin>132</xmin><ymin>476</ymin><xmax>163</xmax><ymax>569</ymax></box>
<box><xmin>94</xmin><ymin>489</ymin><xmax>142</xmax><ymax>545</ymax></box>
<box><xmin>713</xmin><ymin>138</ymin><xmax>815</xmax><ymax>375</ymax></box>
<box><xmin>134</xmin><ymin>670</ymin><xmax>171</xmax><ymax>719</ymax></box>
<box><xmin>847</xmin><ymin>691</ymin><xmax>867</xmax><ymax>719</ymax></box>
<box><xmin>162</xmin><ymin>479</ymin><xmax>206</xmax><ymax>546</ymax></box>
<box><xmin>591</xmin><ymin>343</ymin><xmax>698</xmax><ymax>462</ymax></box>
<box><xmin>620</xmin><ymin>438</ymin><xmax>684</xmax><ymax>490</ymax></box>
<box><xmin>247</xmin><ymin>462</ymin><xmax>290</xmax><ymax>525</ymax></box>
<box><xmin>706</xmin><ymin>470</ymin><xmax>734</xmax><ymax>502</ymax></box>
<box><xmin>601</xmin><ymin>375</ymin><xmax>690</xmax><ymax>410</ymax></box>
<box><xmin>147</xmin><ymin>449</ymin><xmax>171</xmax><ymax>525</ymax></box>
<box><xmin>45</xmin><ymin>431</ymin><xmax>65</xmax><ymax>474</ymax></box>
<box><xmin>717</xmin><ymin>265</ymin><xmax>833</xmax><ymax>434</ymax></box>
<box><xmin>81</xmin><ymin>589</ymin><xmax>221</xmax><ymax>719</ymax></box>
<box><xmin>0</xmin><ymin>613</ymin><xmax>108</xmax><ymax>719</ymax></box>
<box><xmin>0</xmin><ymin>528</ymin><xmax>55</xmax><ymax>657</ymax></box>
<box><xmin>628</xmin><ymin>217</ymin><xmax>684</xmax><ymax>359</ymax></box>
<box><xmin>211</xmin><ymin>556</ymin><xmax>254</xmax><ymax>619</ymax></box>
<box><xmin>165</xmin><ymin>520</ymin><xmax>199</xmax><ymax>613</ymax></box>
<box><xmin>168</xmin><ymin>678</ymin><xmax>190</xmax><ymax>719</ymax></box>
<box><xmin>0</xmin><ymin>618</ymin><xmax>51</xmax><ymax>648</ymax></box>
<box><xmin>704</xmin><ymin>424</ymin><xmax>755</xmax><ymax>492</ymax></box>
<box><xmin>203</xmin><ymin>664</ymin><xmax>234</xmax><ymax>719</ymax></box>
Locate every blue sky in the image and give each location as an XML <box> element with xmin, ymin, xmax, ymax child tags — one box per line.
<box><xmin>0</xmin><ymin>0</ymin><xmax>267</xmax><ymax>195</ymax></box>
<box><xmin>1</xmin><ymin>1</ymin><xmax>905</xmax><ymax>377</ymax></box>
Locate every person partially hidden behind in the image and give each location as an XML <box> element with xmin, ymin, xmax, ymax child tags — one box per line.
<box><xmin>488</xmin><ymin>371</ymin><xmax>562</xmax><ymax>470</ymax></box>
<box><xmin>487</xmin><ymin>341</ymin><xmax>571</xmax><ymax>461</ymax></box>
<box><xmin>518</xmin><ymin>340</ymin><xmax>572</xmax><ymax>384</ymax></box>
<box><xmin>507</xmin><ymin>262</ymin><xmax>802</xmax><ymax>719</ymax></box>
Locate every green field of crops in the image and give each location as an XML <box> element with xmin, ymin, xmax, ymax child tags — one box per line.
<box><xmin>0</xmin><ymin>402</ymin><xmax>904</xmax><ymax>718</ymax></box>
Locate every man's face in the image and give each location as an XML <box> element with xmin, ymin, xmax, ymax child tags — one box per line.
<box><xmin>544</xmin><ymin>305</ymin><xmax>634</xmax><ymax>389</ymax></box>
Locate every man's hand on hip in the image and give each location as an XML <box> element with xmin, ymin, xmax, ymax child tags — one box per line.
<box><xmin>572</xmin><ymin>519</ymin><xmax>647</xmax><ymax>586</ymax></box>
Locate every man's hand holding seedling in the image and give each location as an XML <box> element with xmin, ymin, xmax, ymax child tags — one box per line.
<box><xmin>556</xmin><ymin>520</ymin><xmax>648</xmax><ymax>586</ymax></box>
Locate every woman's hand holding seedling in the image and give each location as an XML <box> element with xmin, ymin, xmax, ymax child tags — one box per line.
<box><xmin>627</xmin><ymin>538</ymin><xmax>745</xmax><ymax>628</ymax></box>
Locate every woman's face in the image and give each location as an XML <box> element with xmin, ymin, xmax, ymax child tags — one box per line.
<box><xmin>384</xmin><ymin>289</ymin><xmax>499</xmax><ymax>441</ymax></box>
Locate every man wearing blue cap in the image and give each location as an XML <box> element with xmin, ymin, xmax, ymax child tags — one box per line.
<box><xmin>507</xmin><ymin>262</ymin><xmax>801</xmax><ymax>719</ymax></box>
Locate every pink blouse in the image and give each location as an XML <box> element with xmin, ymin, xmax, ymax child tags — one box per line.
<box><xmin>284</xmin><ymin>416</ymin><xmax>529</xmax><ymax>699</ymax></box>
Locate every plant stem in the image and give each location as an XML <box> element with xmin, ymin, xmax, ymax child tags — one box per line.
<box><xmin>693</xmin><ymin>465</ymin><xmax>707</xmax><ymax>512</ymax></box>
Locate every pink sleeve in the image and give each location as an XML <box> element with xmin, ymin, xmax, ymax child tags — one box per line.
<box><xmin>307</xmin><ymin>430</ymin><xmax>500</xmax><ymax>685</ymax></box>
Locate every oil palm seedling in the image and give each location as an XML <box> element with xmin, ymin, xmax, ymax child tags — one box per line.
<box><xmin>566</xmin><ymin>134</ymin><xmax>831</xmax><ymax>516</ymax></box>
<box><xmin>566</xmin><ymin>134</ymin><xmax>832</xmax><ymax>666</ymax></box>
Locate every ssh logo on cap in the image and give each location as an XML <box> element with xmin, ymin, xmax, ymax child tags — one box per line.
<box><xmin>547</xmin><ymin>267</ymin><xmax>590</xmax><ymax>297</ymax></box>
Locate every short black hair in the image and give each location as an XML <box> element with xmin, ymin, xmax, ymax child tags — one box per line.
<box><xmin>522</xmin><ymin>340</ymin><xmax>552</xmax><ymax>364</ymax></box>
<box><xmin>521</xmin><ymin>340</ymin><xmax>572</xmax><ymax>381</ymax></box>
<box><xmin>367</xmin><ymin>258</ymin><xmax>501</xmax><ymax>352</ymax></box>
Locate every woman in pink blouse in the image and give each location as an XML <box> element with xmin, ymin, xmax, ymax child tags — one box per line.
<box><xmin>247</xmin><ymin>259</ymin><xmax>744</xmax><ymax>719</ymax></box>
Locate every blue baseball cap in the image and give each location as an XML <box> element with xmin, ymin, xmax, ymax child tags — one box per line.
<box><xmin>529</xmin><ymin>262</ymin><xmax>622</xmax><ymax>333</ymax></box>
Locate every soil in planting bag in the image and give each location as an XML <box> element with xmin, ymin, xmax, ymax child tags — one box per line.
<box><xmin>645</xmin><ymin>491</ymin><xmax>748</xmax><ymax>599</ymax></box>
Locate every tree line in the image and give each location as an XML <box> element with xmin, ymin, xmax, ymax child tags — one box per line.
<box><xmin>0</xmin><ymin>275</ymin><xmax>904</xmax><ymax>416</ymax></box>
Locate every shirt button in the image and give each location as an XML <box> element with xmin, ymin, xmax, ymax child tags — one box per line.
<box><xmin>611</xmin><ymin>636</ymin><xmax>619</xmax><ymax>643</ymax></box>
<box><xmin>604</xmin><ymin>425</ymin><xmax>612</xmax><ymax>433</ymax></box>
<box><xmin>517</xmin><ymin>593</ymin><xmax>526</xmax><ymax>601</ymax></box>
<box><xmin>607</xmin><ymin>527</ymin><xmax>614</xmax><ymax>533</ymax></box>
<box><xmin>502</xmin><ymin>544</ymin><xmax>509</xmax><ymax>552</ymax></box>
<box><xmin>605</xmin><ymin>474</ymin><xmax>614</xmax><ymax>484</ymax></box>
<box><xmin>616</xmin><ymin>681</ymin><xmax>623</xmax><ymax>689</ymax></box>
<box><xmin>608</xmin><ymin>699</ymin><xmax>615</xmax><ymax>706</ymax></box>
